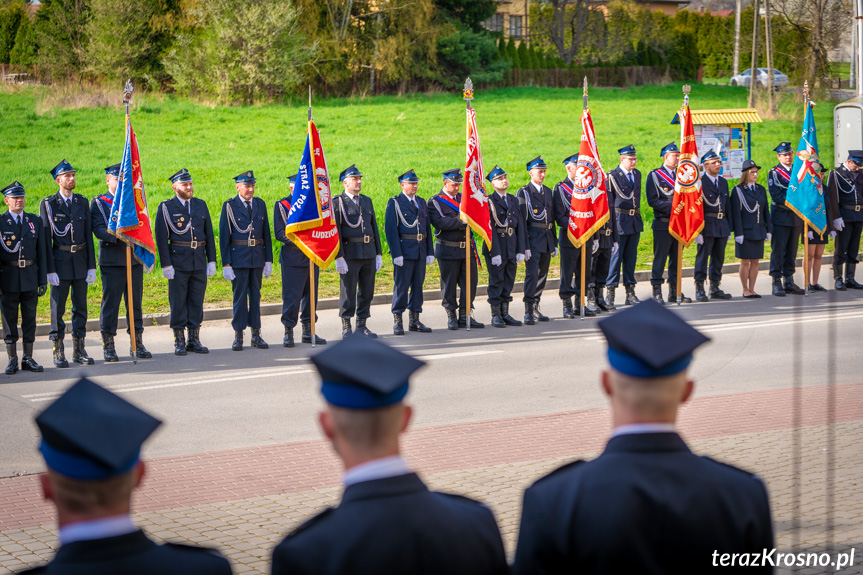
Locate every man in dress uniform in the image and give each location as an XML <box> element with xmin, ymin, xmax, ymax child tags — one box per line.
<box><xmin>694</xmin><ymin>150</ymin><xmax>733</xmax><ymax>301</ymax></box>
<box><xmin>517</xmin><ymin>156</ymin><xmax>556</xmax><ymax>324</ymax></box>
<box><xmin>826</xmin><ymin>150</ymin><xmax>863</xmax><ymax>290</ymax></box>
<box><xmin>553</xmin><ymin>154</ymin><xmax>595</xmax><ymax>318</ymax></box>
<box><xmin>91</xmin><ymin>164</ymin><xmax>151</xmax><ymax>363</ymax></box>
<box><xmin>483</xmin><ymin>165</ymin><xmax>526</xmax><ymax>327</ymax></box>
<box><xmin>219</xmin><ymin>170</ymin><xmax>273</xmax><ymax>351</ymax></box>
<box><xmin>270</xmin><ymin>336</ymin><xmax>508</xmax><ymax>575</ymax></box>
<box><xmin>605</xmin><ymin>145</ymin><xmax>642</xmax><ymax>306</ymax></box>
<box><xmin>0</xmin><ymin>182</ymin><xmax>47</xmax><ymax>375</ymax></box>
<box><xmin>274</xmin><ymin>173</ymin><xmax>326</xmax><ymax>347</ymax></box>
<box><xmin>40</xmin><ymin>160</ymin><xmax>97</xmax><ymax>367</ymax></box>
<box><xmin>646</xmin><ymin>142</ymin><xmax>691</xmax><ymax>305</ymax></box>
<box><xmin>585</xmin><ymin>190</ymin><xmax>618</xmax><ymax>314</ymax></box>
<box><xmin>155</xmin><ymin>169</ymin><xmax>217</xmax><ymax>355</ymax></box>
<box><xmin>767</xmin><ymin>142</ymin><xmax>805</xmax><ymax>297</ymax></box>
<box><xmin>428</xmin><ymin>168</ymin><xmax>484</xmax><ymax>330</ymax></box>
<box><xmin>384</xmin><ymin>169</ymin><xmax>434</xmax><ymax>335</ymax></box>
<box><xmin>513</xmin><ymin>300</ymin><xmax>774</xmax><ymax>575</ymax></box>
<box><xmin>22</xmin><ymin>378</ymin><xmax>232</xmax><ymax>575</ymax></box>
<box><xmin>333</xmin><ymin>165</ymin><xmax>383</xmax><ymax>338</ymax></box>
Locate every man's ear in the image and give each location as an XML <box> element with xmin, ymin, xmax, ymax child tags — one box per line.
<box><xmin>319</xmin><ymin>410</ymin><xmax>336</xmax><ymax>441</ymax></box>
<box><xmin>400</xmin><ymin>405</ymin><xmax>413</xmax><ymax>433</ymax></box>
<box><xmin>601</xmin><ymin>370</ymin><xmax>613</xmax><ymax>398</ymax></box>
<box><xmin>681</xmin><ymin>380</ymin><xmax>694</xmax><ymax>404</ymax></box>
<box><xmin>40</xmin><ymin>473</ymin><xmax>53</xmax><ymax>502</ymax></box>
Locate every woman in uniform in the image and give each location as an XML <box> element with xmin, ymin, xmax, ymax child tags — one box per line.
<box><xmin>730</xmin><ymin>159</ymin><xmax>772</xmax><ymax>298</ymax></box>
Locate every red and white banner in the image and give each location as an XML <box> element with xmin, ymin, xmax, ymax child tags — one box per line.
<box><xmin>566</xmin><ymin>108</ymin><xmax>610</xmax><ymax>248</ymax></box>
<box><xmin>669</xmin><ymin>103</ymin><xmax>704</xmax><ymax>246</ymax></box>
<box><xmin>460</xmin><ymin>107</ymin><xmax>492</xmax><ymax>250</ymax></box>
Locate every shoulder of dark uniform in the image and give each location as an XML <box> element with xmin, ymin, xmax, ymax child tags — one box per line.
<box><xmin>699</xmin><ymin>456</ymin><xmax>766</xmax><ymax>488</ymax></box>
<box><xmin>281</xmin><ymin>507</ymin><xmax>334</xmax><ymax>542</ymax></box>
<box><xmin>531</xmin><ymin>459</ymin><xmax>588</xmax><ymax>488</ymax></box>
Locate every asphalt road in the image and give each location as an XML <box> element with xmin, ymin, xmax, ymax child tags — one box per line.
<box><xmin>1</xmin><ymin>270</ymin><xmax>861</xmax><ymax>477</ymax></box>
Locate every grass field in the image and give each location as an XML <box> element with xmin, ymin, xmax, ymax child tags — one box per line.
<box><xmin>0</xmin><ymin>82</ymin><xmax>837</xmax><ymax>322</ymax></box>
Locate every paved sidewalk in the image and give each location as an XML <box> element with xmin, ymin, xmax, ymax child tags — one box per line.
<box><xmin>1</xmin><ymin>382</ymin><xmax>861</xmax><ymax>574</ymax></box>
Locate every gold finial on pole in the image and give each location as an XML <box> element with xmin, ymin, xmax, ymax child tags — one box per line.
<box><xmin>463</xmin><ymin>77</ymin><xmax>474</xmax><ymax>110</ymax></box>
<box><xmin>682</xmin><ymin>84</ymin><xmax>691</xmax><ymax>107</ymax></box>
<box><xmin>803</xmin><ymin>80</ymin><xmax>809</xmax><ymax>105</ymax></box>
<box><xmin>123</xmin><ymin>79</ymin><xmax>133</xmax><ymax>115</ymax></box>
<box><xmin>583</xmin><ymin>76</ymin><xmax>588</xmax><ymax>111</ymax></box>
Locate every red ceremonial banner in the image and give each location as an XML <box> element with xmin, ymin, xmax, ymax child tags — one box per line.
<box><xmin>460</xmin><ymin>107</ymin><xmax>493</xmax><ymax>249</ymax></box>
<box><xmin>669</xmin><ymin>103</ymin><xmax>705</xmax><ymax>246</ymax></box>
<box><xmin>566</xmin><ymin>108</ymin><xmax>610</xmax><ymax>248</ymax></box>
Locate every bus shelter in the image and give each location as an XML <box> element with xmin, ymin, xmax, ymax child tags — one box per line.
<box><xmin>671</xmin><ymin>108</ymin><xmax>763</xmax><ymax>180</ymax></box>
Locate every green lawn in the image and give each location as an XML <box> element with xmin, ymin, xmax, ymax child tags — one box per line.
<box><xmin>0</xmin><ymin>82</ymin><xmax>836</xmax><ymax>321</ymax></box>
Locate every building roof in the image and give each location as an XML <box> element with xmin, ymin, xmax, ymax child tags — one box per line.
<box><xmin>671</xmin><ymin>108</ymin><xmax>763</xmax><ymax>125</ymax></box>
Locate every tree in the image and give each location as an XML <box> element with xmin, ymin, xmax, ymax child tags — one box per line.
<box><xmin>32</xmin><ymin>0</ymin><xmax>91</xmax><ymax>79</ymax></box>
<box><xmin>9</xmin><ymin>14</ymin><xmax>36</xmax><ymax>65</ymax></box>
<box><xmin>434</xmin><ymin>0</ymin><xmax>497</xmax><ymax>31</ymax></box>
<box><xmin>0</xmin><ymin>1</ymin><xmax>27</xmax><ymax>64</ymax></box>
<box><xmin>771</xmin><ymin>0</ymin><xmax>846</xmax><ymax>81</ymax></box>
<box><xmin>437</xmin><ymin>27</ymin><xmax>508</xmax><ymax>87</ymax></box>
<box><xmin>86</xmin><ymin>0</ymin><xmax>162</xmax><ymax>82</ymax></box>
<box><xmin>533</xmin><ymin>0</ymin><xmax>604</xmax><ymax>66</ymax></box>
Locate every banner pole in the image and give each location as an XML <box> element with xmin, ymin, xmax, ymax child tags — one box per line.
<box><xmin>580</xmin><ymin>244</ymin><xmax>586</xmax><ymax>320</ymax></box>
<box><xmin>803</xmin><ymin>225</ymin><xmax>810</xmax><ymax>297</ymax></box>
<box><xmin>309</xmin><ymin>260</ymin><xmax>317</xmax><ymax>347</ymax></box>
<box><xmin>126</xmin><ymin>244</ymin><xmax>137</xmax><ymax>363</ymax></box>
<box><xmin>465</xmin><ymin>228</ymin><xmax>471</xmax><ymax>332</ymax></box>
<box><xmin>676</xmin><ymin>242</ymin><xmax>683</xmax><ymax>305</ymax></box>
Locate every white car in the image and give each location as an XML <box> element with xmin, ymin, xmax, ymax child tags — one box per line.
<box><xmin>730</xmin><ymin>68</ymin><xmax>789</xmax><ymax>89</ymax></box>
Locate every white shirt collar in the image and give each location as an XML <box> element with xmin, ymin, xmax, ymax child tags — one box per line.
<box><xmin>401</xmin><ymin>192</ymin><xmax>416</xmax><ymax>203</ymax></box>
<box><xmin>346</xmin><ymin>192</ymin><xmax>360</xmax><ymax>202</ymax></box>
<box><xmin>531</xmin><ymin>181</ymin><xmax>544</xmax><ymax>193</ymax></box>
<box><xmin>59</xmin><ymin>515</ymin><xmax>136</xmax><ymax>546</ymax></box>
<box><xmin>343</xmin><ymin>455</ymin><xmax>411</xmax><ymax>487</ymax></box>
<box><xmin>611</xmin><ymin>422</ymin><xmax>676</xmax><ymax>438</ymax></box>
<box><xmin>619</xmin><ymin>165</ymin><xmax>631</xmax><ymax>176</ymax></box>
<box><xmin>57</xmin><ymin>191</ymin><xmax>72</xmax><ymax>202</ymax></box>
<box><xmin>495</xmin><ymin>191</ymin><xmax>507</xmax><ymax>200</ymax></box>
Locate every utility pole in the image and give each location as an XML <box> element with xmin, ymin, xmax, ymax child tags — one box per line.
<box><xmin>764</xmin><ymin>0</ymin><xmax>775</xmax><ymax>114</ymax></box>
<box><xmin>748</xmin><ymin>0</ymin><xmax>760</xmax><ymax>108</ymax></box>
<box><xmin>733</xmin><ymin>0</ymin><xmax>742</xmax><ymax>76</ymax></box>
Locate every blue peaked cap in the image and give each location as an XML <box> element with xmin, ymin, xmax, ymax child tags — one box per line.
<box><xmin>617</xmin><ymin>145</ymin><xmax>637</xmax><ymax>157</ymax></box>
<box><xmin>563</xmin><ymin>154</ymin><xmax>579</xmax><ymax>165</ymax></box>
<box><xmin>50</xmin><ymin>159</ymin><xmax>75</xmax><ymax>179</ymax></box>
<box><xmin>442</xmin><ymin>169</ymin><xmax>462</xmax><ymax>183</ymax></box>
<box><xmin>660</xmin><ymin>142</ymin><xmax>679</xmax><ymax>157</ymax></box>
<box><xmin>399</xmin><ymin>169</ymin><xmax>420</xmax><ymax>183</ymax></box>
<box><xmin>234</xmin><ymin>170</ymin><xmax>256</xmax><ymax>184</ymax></box>
<box><xmin>848</xmin><ymin>150</ymin><xmax>863</xmax><ymax>164</ymax></box>
<box><xmin>104</xmin><ymin>164</ymin><xmax>122</xmax><ymax>177</ymax></box>
<box><xmin>339</xmin><ymin>164</ymin><xmax>362</xmax><ymax>182</ymax></box>
<box><xmin>288</xmin><ymin>173</ymin><xmax>297</xmax><ymax>183</ymax></box>
<box><xmin>486</xmin><ymin>165</ymin><xmax>507</xmax><ymax>182</ymax></box>
<box><xmin>2</xmin><ymin>181</ymin><xmax>26</xmax><ymax>197</ymax></box>
<box><xmin>700</xmin><ymin>149</ymin><xmax>719</xmax><ymax>163</ymax></box>
<box><xmin>526</xmin><ymin>156</ymin><xmax>547</xmax><ymax>171</ymax></box>
<box><xmin>773</xmin><ymin>142</ymin><xmax>792</xmax><ymax>154</ymax></box>
<box><xmin>169</xmin><ymin>168</ymin><xmax>192</xmax><ymax>183</ymax></box>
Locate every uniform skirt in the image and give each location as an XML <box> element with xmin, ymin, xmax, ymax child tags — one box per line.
<box><xmin>736</xmin><ymin>238</ymin><xmax>765</xmax><ymax>259</ymax></box>
<box><xmin>803</xmin><ymin>231</ymin><xmax>829</xmax><ymax>245</ymax></box>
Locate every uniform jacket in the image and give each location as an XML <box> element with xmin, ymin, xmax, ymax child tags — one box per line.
<box><xmin>40</xmin><ymin>191</ymin><xmax>96</xmax><ymax>280</ymax></box>
<box><xmin>333</xmin><ymin>192</ymin><xmax>382</xmax><ymax>260</ymax></box>
<box><xmin>428</xmin><ymin>191</ymin><xmax>478</xmax><ymax>260</ymax></box>
<box><xmin>606</xmin><ymin>167</ymin><xmax>644</xmax><ymax>236</ymax></box>
<box><xmin>90</xmin><ymin>193</ymin><xmax>141</xmax><ymax>268</ymax></box>
<box><xmin>552</xmin><ymin>178</ymin><xmax>581</xmax><ymax>249</ymax></box>
<box><xmin>594</xmin><ymin>188</ymin><xmax>619</xmax><ymax>249</ymax></box>
<box><xmin>485</xmin><ymin>191</ymin><xmax>526</xmax><ymax>260</ymax></box>
<box><xmin>154</xmin><ymin>196</ymin><xmax>216</xmax><ymax>273</ymax></box>
<box><xmin>0</xmin><ymin>210</ymin><xmax>48</xmax><ymax>292</ymax></box>
<box><xmin>271</xmin><ymin>473</ymin><xmax>508</xmax><ymax>575</ymax></box>
<box><xmin>767</xmin><ymin>164</ymin><xmax>802</xmax><ymax>228</ymax></box>
<box><xmin>218</xmin><ymin>195</ymin><xmax>272</xmax><ymax>269</ymax></box>
<box><xmin>384</xmin><ymin>193</ymin><xmax>433</xmax><ymax>260</ymax></box>
<box><xmin>274</xmin><ymin>195</ymin><xmax>310</xmax><ymax>268</ymax></box>
<box><xmin>731</xmin><ymin>183</ymin><xmax>772</xmax><ymax>240</ymax></box>
<box><xmin>700</xmin><ymin>174</ymin><xmax>733</xmax><ymax>238</ymax></box>
<box><xmin>512</xmin><ymin>433</ymin><xmax>774</xmax><ymax>575</ymax></box>
<box><xmin>17</xmin><ymin>530</ymin><xmax>232</xmax><ymax>575</ymax></box>
<box><xmin>645</xmin><ymin>166</ymin><xmax>676</xmax><ymax>231</ymax></box>
<box><xmin>827</xmin><ymin>164</ymin><xmax>863</xmax><ymax>224</ymax></box>
<box><xmin>516</xmin><ymin>182</ymin><xmax>557</xmax><ymax>253</ymax></box>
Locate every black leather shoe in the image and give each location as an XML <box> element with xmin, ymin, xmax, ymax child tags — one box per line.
<box><xmin>490</xmin><ymin>305</ymin><xmax>506</xmax><ymax>328</ymax></box>
<box><xmin>562</xmin><ymin>298</ymin><xmax>575</xmax><ymax>319</ymax></box>
<box><xmin>232</xmin><ymin>330</ymin><xmax>244</xmax><ymax>351</ymax></box>
<box><xmin>186</xmin><ymin>327</ymin><xmax>209</xmax><ymax>353</ymax></box>
<box><xmin>784</xmin><ymin>277</ymin><xmax>805</xmax><ymax>295</ymax></box>
<box><xmin>393</xmin><ymin>313</ymin><xmax>405</xmax><ymax>336</ymax></box>
<box><xmin>102</xmin><ymin>333</ymin><xmax>119</xmax><ymax>362</ymax></box>
<box><xmin>356</xmin><ymin>318</ymin><xmax>377</xmax><ymax>338</ymax></box>
<box><xmin>808</xmin><ymin>283</ymin><xmax>827</xmax><ymax>292</ymax></box>
<box><xmin>709</xmin><ymin>281</ymin><xmax>733</xmax><ymax>300</ymax></box>
<box><xmin>595</xmin><ymin>288</ymin><xmax>612</xmax><ymax>312</ymax></box>
<box><xmin>694</xmin><ymin>281</ymin><xmax>709</xmax><ymax>303</ymax></box>
<box><xmin>500</xmin><ymin>302</ymin><xmax>522</xmax><ymax>326</ymax></box>
<box><xmin>835</xmin><ymin>278</ymin><xmax>847</xmax><ymax>291</ymax></box>
<box><xmin>72</xmin><ymin>337</ymin><xmax>94</xmax><ymax>365</ymax></box>
<box><xmin>302</xmin><ymin>322</ymin><xmax>327</xmax><ymax>344</ymax></box>
<box><xmin>534</xmin><ymin>300</ymin><xmax>549</xmax><ymax>322</ymax></box>
<box><xmin>604</xmin><ymin>287</ymin><xmax>617</xmax><ymax>311</ymax></box>
<box><xmin>133</xmin><ymin>331</ymin><xmax>152</xmax><ymax>359</ymax></box>
<box><xmin>652</xmin><ymin>285</ymin><xmax>665</xmax><ymax>305</ymax></box>
<box><xmin>667</xmin><ymin>286</ymin><xmax>691</xmax><ymax>304</ymax></box>
<box><xmin>173</xmin><ymin>329</ymin><xmax>187</xmax><ymax>356</ymax></box>
<box><xmin>5</xmin><ymin>343</ymin><xmax>17</xmax><ymax>375</ymax></box>
<box><xmin>446</xmin><ymin>309</ymin><xmax>459</xmax><ymax>330</ymax></box>
<box><xmin>846</xmin><ymin>278</ymin><xmax>863</xmax><ymax>290</ymax></box>
<box><xmin>624</xmin><ymin>285</ymin><xmax>639</xmax><ymax>305</ymax></box>
<box><xmin>523</xmin><ymin>302</ymin><xmax>536</xmax><ymax>325</ymax></box>
<box><xmin>341</xmin><ymin>317</ymin><xmax>352</xmax><ymax>337</ymax></box>
<box><xmin>251</xmin><ymin>328</ymin><xmax>269</xmax><ymax>349</ymax></box>
<box><xmin>53</xmin><ymin>339</ymin><xmax>69</xmax><ymax>368</ymax></box>
<box><xmin>21</xmin><ymin>343</ymin><xmax>42</xmax><ymax>372</ymax></box>
<box><xmin>408</xmin><ymin>311</ymin><xmax>431</xmax><ymax>333</ymax></box>
<box><xmin>284</xmin><ymin>327</ymin><xmax>295</xmax><ymax>348</ymax></box>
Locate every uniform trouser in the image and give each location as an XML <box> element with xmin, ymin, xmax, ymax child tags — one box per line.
<box><xmin>769</xmin><ymin>224</ymin><xmax>801</xmax><ymax>278</ymax></box>
<box><xmin>281</xmin><ymin>265</ymin><xmax>319</xmax><ymax>328</ymax></box>
<box><xmin>438</xmin><ymin>257</ymin><xmax>478</xmax><ymax>311</ymax></box>
<box><xmin>340</xmin><ymin>258</ymin><xmax>376</xmax><ymax>319</ymax></box>
<box><xmin>169</xmin><ymin>269</ymin><xmax>207</xmax><ymax>330</ymax></box>
<box><xmin>694</xmin><ymin>236</ymin><xmax>728</xmax><ymax>282</ymax></box>
<box><xmin>559</xmin><ymin>246</ymin><xmax>589</xmax><ymax>299</ymax></box>
<box><xmin>392</xmin><ymin>259</ymin><xmax>426</xmax><ymax>314</ymax></box>
<box><xmin>834</xmin><ymin>221</ymin><xmax>863</xmax><ymax>274</ymax></box>
<box><xmin>231</xmin><ymin>267</ymin><xmax>263</xmax><ymax>331</ymax></box>
<box><xmin>607</xmin><ymin>233</ymin><xmax>640</xmax><ymax>287</ymax></box>
<box><xmin>485</xmin><ymin>256</ymin><xmax>517</xmax><ymax>306</ymax></box>
<box><xmin>523</xmin><ymin>250</ymin><xmax>552</xmax><ymax>303</ymax></box>
<box><xmin>100</xmin><ymin>265</ymin><xmax>144</xmax><ymax>335</ymax></box>
<box><xmin>590</xmin><ymin>247</ymin><xmax>612</xmax><ymax>288</ymax></box>
<box><xmin>49</xmin><ymin>278</ymin><xmax>88</xmax><ymax>340</ymax></box>
<box><xmin>2</xmin><ymin>290</ymin><xmax>38</xmax><ymax>344</ymax></box>
<box><xmin>651</xmin><ymin>229</ymin><xmax>679</xmax><ymax>286</ymax></box>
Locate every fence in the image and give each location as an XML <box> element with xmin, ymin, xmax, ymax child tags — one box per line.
<box><xmin>497</xmin><ymin>66</ymin><xmax>676</xmax><ymax>89</ymax></box>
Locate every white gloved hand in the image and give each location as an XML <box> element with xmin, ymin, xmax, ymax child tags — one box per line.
<box><xmin>833</xmin><ymin>218</ymin><xmax>845</xmax><ymax>231</ymax></box>
<box><xmin>524</xmin><ymin>249</ymin><xmax>532</xmax><ymax>261</ymax></box>
<box><xmin>47</xmin><ymin>272</ymin><xmax>60</xmax><ymax>286</ymax></box>
<box><xmin>592</xmin><ymin>239</ymin><xmax>599</xmax><ymax>254</ymax></box>
<box><xmin>611</xmin><ymin>242</ymin><xmax>619</xmax><ymax>256</ymax></box>
<box><xmin>393</xmin><ymin>256</ymin><xmax>404</xmax><ymax>267</ymax></box>
<box><xmin>85</xmin><ymin>269</ymin><xmax>97</xmax><ymax>285</ymax></box>
<box><xmin>695</xmin><ymin>235</ymin><xmax>703</xmax><ymax>245</ymax></box>
<box><xmin>162</xmin><ymin>266</ymin><xmax>175</xmax><ymax>280</ymax></box>
<box><xmin>206</xmin><ymin>262</ymin><xmax>216</xmax><ymax>277</ymax></box>
<box><xmin>736</xmin><ymin>236</ymin><xmax>744</xmax><ymax>244</ymax></box>
<box><xmin>552</xmin><ymin>248</ymin><xmax>559</xmax><ymax>258</ymax></box>
<box><xmin>516</xmin><ymin>253</ymin><xmax>525</xmax><ymax>263</ymax></box>
<box><xmin>728</xmin><ymin>233</ymin><xmax>733</xmax><ymax>240</ymax></box>
<box><xmin>223</xmin><ymin>266</ymin><xmax>236</xmax><ymax>281</ymax></box>
<box><xmin>375</xmin><ymin>255</ymin><xmax>383</xmax><ymax>272</ymax></box>
<box><xmin>335</xmin><ymin>257</ymin><xmax>348</xmax><ymax>275</ymax></box>
<box><xmin>491</xmin><ymin>255</ymin><xmax>502</xmax><ymax>266</ymax></box>
<box><xmin>830</xmin><ymin>231</ymin><xmax>837</xmax><ymax>239</ymax></box>
<box><xmin>808</xmin><ymin>231</ymin><xmax>814</xmax><ymax>240</ymax></box>
<box><xmin>263</xmin><ymin>262</ymin><xmax>272</xmax><ymax>279</ymax></box>
<box><xmin>766</xmin><ymin>233</ymin><xmax>772</xmax><ymax>241</ymax></box>
<box><xmin>425</xmin><ymin>255</ymin><xmax>435</xmax><ymax>266</ymax></box>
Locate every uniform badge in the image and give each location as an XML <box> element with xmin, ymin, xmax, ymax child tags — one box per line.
<box><xmin>180</xmin><ymin>217</ymin><xmax>184</xmax><ymax>222</ymax></box>
<box><xmin>533</xmin><ymin>209</ymin><xmax>538</xmax><ymax>214</ymax></box>
<box><xmin>5</xmin><ymin>242</ymin><xmax>10</xmax><ymax>246</ymax></box>
<box><xmin>11</xmin><ymin>235</ymin><xmax>15</xmax><ymax>240</ymax></box>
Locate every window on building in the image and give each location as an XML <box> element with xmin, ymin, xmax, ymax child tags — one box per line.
<box><xmin>483</xmin><ymin>13</ymin><xmax>503</xmax><ymax>33</ymax></box>
<box><xmin>509</xmin><ymin>15</ymin><xmax>523</xmax><ymax>39</ymax></box>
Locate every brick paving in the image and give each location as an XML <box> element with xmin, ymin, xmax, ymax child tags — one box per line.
<box><xmin>1</xmin><ymin>382</ymin><xmax>861</xmax><ymax>574</ymax></box>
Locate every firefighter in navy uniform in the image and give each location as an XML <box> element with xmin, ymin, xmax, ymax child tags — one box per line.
<box><xmin>0</xmin><ymin>182</ymin><xmax>47</xmax><ymax>375</ymax></box>
<box><xmin>826</xmin><ymin>150</ymin><xmax>863</xmax><ymax>291</ymax></box>
<box><xmin>333</xmin><ymin>165</ymin><xmax>383</xmax><ymax>338</ymax></box>
<box><xmin>605</xmin><ymin>145</ymin><xmax>643</xmax><ymax>307</ymax></box>
<box><xmin>384</xmin><ymin>169</ymin><xmax>434</xmax><ymax>336</ymax></box>
<box><xmin>694</xmin><ymin>150</ymin><xmax>734</xmax><ymax>301</ymax></box>
<box><xmin>483</xmin><ymin>165</ymin><xmax>526</xmax><ymax>327</ymax></box>
<box><xmin>273</xmin><ymin>174</ymin><xmax>326</xmax><ymax>348</ymax></box>
<box><xmin>40</xmin><ymin>159</ymin><xmax>97</xmax><ymax>367</ymax></box>
<box><xmin>646</xmin><ymin>143</ymin><xmax>691</xmax><ymax>305</ymax></box>
<box><xmin>429</xmin><ymin>169</ymin><xmax>484</xmax><ymax>330</ymax></box>
<box><xmin>767</xmin><ymin>142</ymin><xmax>805</xmax><ymax>296</ymax></box>
<box><xmin>553</xmin><ymin>154</ymin><xmax>595</xmax><ymax>317</ymax></box>
<box><xmin>219</xmin><ymin>171</ymin><xmax>273</xmax><ymax>351</ymax></box>
<box><xmin>586</xmin><ymin>189</ymin><xmax>619</xmax><ymax>314</ymax></box>
<box><xmin>155</xmin><ymin>169</ymin><xmax>217</xmax><ymax>355</ymax></box>
<box><xmin>90</xmin><ymin>164</ymin><xmax>151</xmax><ymax>363</ymax></box>
<box><xmin>517</xmin><ymin>156</ymin><xmax>557</xmax><ymax>324</ymax></box>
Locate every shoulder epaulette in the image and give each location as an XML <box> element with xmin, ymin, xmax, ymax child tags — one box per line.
<box><xmin>700</xmin><ymin>456</ymin><xmax>763</xmax><ymax>482</ymax></box>
<box><xmin>533</xmin><ymin>459</ymin><xmax>586</xmax><ymax>485</ymax></box>
<box><xmin>285</xmin><ymin>507</ymin><xmax>334</xmax><ymax>540</ymax></box>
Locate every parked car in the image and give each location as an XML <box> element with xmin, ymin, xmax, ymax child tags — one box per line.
<box><xmin>730</xmin><ymin>68</ymin><xmax>789</xmax><ymax>89</ymax></box>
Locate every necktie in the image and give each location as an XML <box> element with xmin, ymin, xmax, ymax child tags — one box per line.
<box><xmin>186</xmin><ymin>201</ymin><xmax>191</xmax><ymax>216</ymax></box>
<box><xmin>627</xmin><ymin>172</ymin><xmax>634</xmax><ymax>186</ymax></box>
<box><xmin>66</xmin><ymin>198</ymin><xmax>71</xmax><ymax>209</ymax></box>
<box><xmin>245</xmin><ymin>201</ymin><xmax>252</xmax><ymax>216</ymax></box>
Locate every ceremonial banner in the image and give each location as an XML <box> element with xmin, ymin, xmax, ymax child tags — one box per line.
<box><xmin>460</xmin><ymin>107</ymin><xmax>493</xmax><ymax>249</ymax></box>
<box><xmin>785</xmin><ymin>100</ymin><xmax>826</xmax><ymax>235</ymax></box>
<box><xmin>108</xmin><ymin>117</ymin><xmax>156</xmax><ymax>269</ymax></box>
<box><xmin>669</xmin><ymin>99</ymin><xmax>704</xmax><ymax>246</ymax></box>
<box><xmin>285</xmin><ymin>120</ymin><xmax>340</xmax><ymax>268</ymax></box>
<box><xmin>566</xmin><ymin>107</ymin><xmax>610</xmax><ymax>248</ymax></box>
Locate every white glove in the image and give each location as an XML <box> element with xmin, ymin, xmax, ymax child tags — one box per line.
<box><xmin>335</xmin><ymin>257</ymin><xmax>348</xmax><ymax>275</ymax></box>
<box><xmin>162</xmin><ymin>266</ymin><xmax>175</xmax><ymax>280</ymax></box>
<box><xmin>223</xmin><ymin>266</ymin><xmax>236</xmax><ymax>281</ymax></box>
<box><xmin>695</xmin><ymin>235</ymin><xmax>703</xmax><ymax>245</ymax></box>
<box><xmin>375</xmin><ymin>255</ymin><xmax>383</xmax><ymax>272</ymax></box>
<box><xmin>552</xmin><ymin>248</ymin><xmax>559</xmax><ymax>257</ymax></box>
<box><xmin>85</xmin><ymin>269</ymin><xmax>97</xmax><ymax>285</ymax></box>
<box><xmin>425</xmin><ymin>255</ymin><xmax>435</xmax><ymax>266</ymax></box>
<box><xmin>516</xmin><ymin>253</ymin><xmax>525</xmax><ymax>263</ymax></box>
<box><xmin>524</xmin><ymin>249</ymin><xmax>532</xmax><ymax>261</ymax></box>
<box><xmin>47</xmin><ymin>272</ymin><xmax>60</xmax><ymax>286</ymax></box>
<box><xmin>830</xmin><ymin>231</ymin><xmax>837</xmax><ymax>239</ymax></box>
<box><xmin>611</xmin><ymin>243</ymin><xmax>619</xmax><ymax>256</ymax></box>
<box><xmin>206</xmin><ymin>262</ymin><xmax>216</xmax><ymax>277</ymax></box>
<box><xmin>263</xmin><ymin>262</ymin><xmax>272</xmax><ymax>279</ymax></box>
<box><xmin>766</xmin><ymin>233</ymin><xmax>772</xmax><ymax>241</ymax></box>
<box><xmin>491</xmin><ymin>255</ymin><xmax>502</xmax><ymax>266</ymax></box>
<box><xmin>728</xmin><ymin>233</ymin><xmax>733</xmax><ymax>240</ymax></box>
<box><xmin>833</xmin><ymin>218</ymin><xmax>845</xmax><ymax>231</ymax></box>
<box><xmin>592</xmin><ymin>239</ymin><xmax>599</xmax><ymax>254</ymax></box>
<box><xmin>808</xmin><ymin>231</ymin><xmax>814</xmax><ymax>240</ymax></box>
<box><xmin>736</xmin><ymin>236</ymin><xmax>744</xmax><ymax>244</ymax></box>
<box><xmin>393</xmin><ymin>256</ymin><xmax>404</xmax><ymax>267</ymax></box>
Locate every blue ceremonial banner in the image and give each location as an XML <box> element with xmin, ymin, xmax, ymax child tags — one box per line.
<box><xmin>285</xmin><ymin>124</ymin><xmax>324</xmax><ymax>233</ymax></box>
<box><xmin>786</xmin><ymin>101</ymin><xmax>826</xmax><ymax>235</ymax></box>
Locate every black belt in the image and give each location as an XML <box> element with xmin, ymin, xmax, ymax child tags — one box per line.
<box><xmin>655</xmin><ymin>216</ymin><xmax>669</xmax><ymax>223</ymax></box>
<box><xmin>56</xmin><ymin>243</ymin><xmax>87</xmax><ymax>253</ymax></box>
<box><xmin>528</xmin><ymin>222</ymin><xmax>553</xmax><ymax>230</ymax></box>
<box><xmin>705</xmin><ymin>212</ymin><xmax>725</xmax><ymax>219</ymax></box>
<box><xmin>840</xmin><ymin>204</ymin><xmax>862</xmax><ymax>212</ymax></box>
<box><xmin>771</xmin><ymin>203</ymin><xmax>791</xmax><ymax>211</ymax></box>
<box><xmin>1</xmin><ymin>259</ymin><xmax>34</xmax><ymax>268</ymax></box>
<box><xmin>439</xmin><ymin>239</ymin><xmax>467</xmax><ymax>248</ymax></box>
<box><xmin>495</xmin><ymin>226</ymin><xmax>514</xmax><ymax>236</ymax></box>
<box><xmin>615</xmin><ymin>208</ymin><xmax>639</xmax><ymax>216</ymax></box>
<box><xmin>230</xmin><ymin>239</ymin><xmax>264</xmax><ymax>246</ymax></box>
<box><xmin>344</xmin><ymin>235</ymin><xmax>371</xmax><ymax>243</ymax></box>
<box><xmin>169</xmin><ymin>240</ymin><xmax>206</xmax><ymax>248</ymax></box>
<box><xmin>399</xmin><ymin>233</ymin><xmax>425</xmax><ymax>241</ymax></box>
<box><xmin>600</xmin><ymin>229</ymin><xmax>613</xmax><ymax>236</ymax></box>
